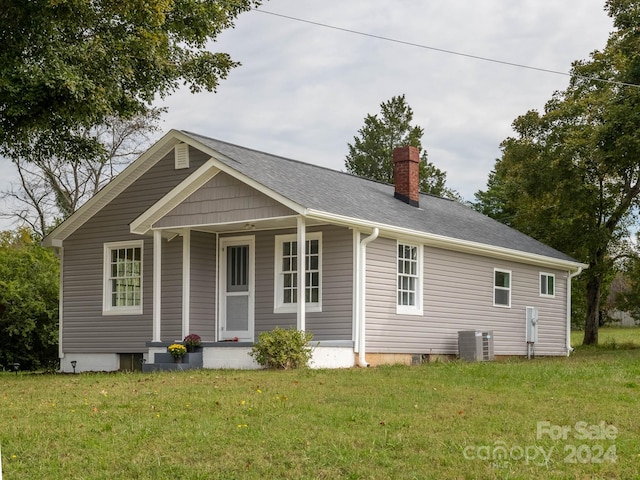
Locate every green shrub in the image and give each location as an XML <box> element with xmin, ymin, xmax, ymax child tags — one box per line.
<box><xmin>0</xmin><ymin>228</ymin><xmax>59</xmax><ymax>371</ymax></box>
<box><xmin>250</xmin><ymin>327</ymin><xmax>314</xmax><ymax>369</ymax></box>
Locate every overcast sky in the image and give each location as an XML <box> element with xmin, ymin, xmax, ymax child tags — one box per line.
<box><xmin>0</xmin><ymin>0</ymin><xmax>615</xmax><ymax>230</ymax></box>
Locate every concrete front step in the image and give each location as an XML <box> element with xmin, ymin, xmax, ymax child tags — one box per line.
<box><xmin>142</xmin><ymin>351</ymin><xmax>203</xmax><ymax>372</ymax></box>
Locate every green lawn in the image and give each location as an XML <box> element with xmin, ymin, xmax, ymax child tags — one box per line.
<box><xmin>1</xmin><ymin>328</ymin><xmax>639</xmax><ymax>479</ymax></box>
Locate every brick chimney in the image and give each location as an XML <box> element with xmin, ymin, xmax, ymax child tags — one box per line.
<box><xmin>393</xmin><ymin>146</ymin><xmax>420</xmax><ymax>207</ymax></box>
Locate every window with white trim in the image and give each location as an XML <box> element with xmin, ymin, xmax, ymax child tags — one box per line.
<box><xmin>540</xmin><ymin>272</ymin><xmax>555</xmax><ymax>297</ymax></box>
<box><xmin>397</xmin><ymin>242</ymin><xmax>423</xmax><ymax>315</ymax></box>
<box><xmin>274</xmin><ymin>233</ymin><xmax>321</xmax><ymax>313</ymax></box>
<box><xmin>494</xmin><ymin>269</ymin><xmax>511</xmax><ymax>307</ymax></box>
<box><xmin>103</xmin><ymin>240</ymin><xmax>143</xmax><ymax>315</ymax></box>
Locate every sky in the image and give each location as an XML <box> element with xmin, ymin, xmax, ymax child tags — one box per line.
<box><xmin>0</xmin><ymin>0</ymin><xmax>615</xmax><ymax>229</ymax></box>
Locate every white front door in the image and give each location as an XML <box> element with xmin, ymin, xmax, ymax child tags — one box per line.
<box><xmin>219</xmin><ymin>236</ymin><xmax>254</xmax><ymax>342</ymax></box>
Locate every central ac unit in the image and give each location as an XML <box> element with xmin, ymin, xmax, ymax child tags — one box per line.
<box><xmin>458</xmin><ymin>330</ymin><xmax>495</xmax><ymax>361</ymax></box>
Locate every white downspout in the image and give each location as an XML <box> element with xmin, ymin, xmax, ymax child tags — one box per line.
<box><xmin>566</xmin><ymin>266</ymin><xmax>584</xmax><ymax>355</ymax></box>
<box><xmin>358</xmin><ymin>228</ymin><xmax>379</xmax><ymax>367</ymax></box>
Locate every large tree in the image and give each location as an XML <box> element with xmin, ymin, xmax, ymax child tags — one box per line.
<box><xmin>474</xmin><ymin>0</ymin><xmax>640</xmax><ymax>345</ymax></box>
<box><xmin>345</xmin><ymin>95</ymin><xmax>457</xmax><ymax>199</ymax></box>
<box><xmin>0</xmin><ymin>0</ymin><xmax>260</xmax><ymax>163</ymax></box>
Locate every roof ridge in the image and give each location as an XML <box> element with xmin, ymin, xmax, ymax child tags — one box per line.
<box><xmin>180</xmin><ymin>130</ymin><xmax>453</xmax><ymax>202</ymax></box>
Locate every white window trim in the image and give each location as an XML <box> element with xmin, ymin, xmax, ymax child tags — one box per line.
<box><xmin>103</xmin><ymin>240</ymin><xmax>144</xmax><ymax>315</ymax></box>
<box><xmin>493</xmin><ymin>268</ymin><xmax>512</xmax><ymax>308</ymax></box>
<box><xmin>396</xmin><ymin>242</ymin><xmax>423</xmax><ymax>316</ymax></box>
<box><xmin>540</xmin><ymin>272</ymin><xmax>555</xmax><ymax>298</ymax></box>
<box><xmin>274</xmin><ymin>232</ymin><xmax>322</xmax><ymax>314</ymax></box>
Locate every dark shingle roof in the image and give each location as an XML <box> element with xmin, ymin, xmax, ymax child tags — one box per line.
<box><xmin>183</xmin><ymin>131</ymin><xmax>578</xmax><ymax>264</ymax></box>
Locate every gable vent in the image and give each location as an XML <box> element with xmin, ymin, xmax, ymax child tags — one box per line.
<box><xmin>174</xmin><ymin>143</ymin><xmax>189</xmax><ymax>169</ymax></box>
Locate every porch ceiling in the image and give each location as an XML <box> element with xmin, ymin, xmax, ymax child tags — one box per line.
<box><xmin>157</xmin><ymin>215</ymin><xmax>328</xmax><ymax>236</ymax></box>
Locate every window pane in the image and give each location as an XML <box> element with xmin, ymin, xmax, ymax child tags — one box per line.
<box><xmin>108</xmin><ymin>246</ymin><xmax>142</xmax><ymax>308</ymax></box>
<box><xmin>397</xmin><ymin>243</ymin><xmax>419</xmax><ymax>308</ymax></box>
<box><xmin>279</xmin><ymin>236</ymin><xmax>321</xmax><ymax>308</ymax></box>
<box><xmin>495</xmin><ymin>271</ymin><xmax>510</xmax><ymax>288</ymax></box>
<box><xmin>540</xmin><ymin>276</ymin><xmax>546</xmax><ymax>294</ymax></box>
<box><xmin>548</xmin><ymin>276</ymin><xmax>554</xmax><ymax>295</ymax></box>
<box><xmin>495</xmin><ymin>289</ymin><xmax>509</xmax><ymax>306</ymax></box>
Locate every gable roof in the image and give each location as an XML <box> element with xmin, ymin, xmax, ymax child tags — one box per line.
<box><xmin>44</xmin><ymin>129</ymin><xmax>584</xmax><ymax>270</ymax></box>
<box><xmin>180</xmin><ymin>131</ymin><xmax>582</xmax><ymax>269</ymax></box>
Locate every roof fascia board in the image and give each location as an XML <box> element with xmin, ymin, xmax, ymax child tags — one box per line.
<box><xmin>130</xmin><ymin>158</ymin><xmax>222</xmax><ymax>234</ymax></box>
<box><xmin>146</xmin><ymin>214</ymin><xmax>299</xmax><ymax>234</ymax></box>
<box><xmin>175</xmin><ymin>132</ymin><xmax>307</xmax><ymax>216</ymax></box>
<box><xmin>42</xmin><ymin>129</ymin><xmax>184</xmax><ymax>247</ymax></box>
<box><xmin>306</xmin><ymin>209</ymin><xmax>587</xmax><ymax>272</ymax></box>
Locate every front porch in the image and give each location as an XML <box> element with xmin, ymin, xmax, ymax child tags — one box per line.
<box><xmin>127</xmin><ymin>164</ymin><xmax>363</xmax><ymax>371</ymax></box>
<box><xmin>143</xmin><ymin>340</ymin><xmax>356</xmax><ymax>370</ymax></box>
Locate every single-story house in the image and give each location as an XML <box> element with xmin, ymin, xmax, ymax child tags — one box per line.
<box><xmin>43</xmin><ymin>130</ymin><xmax>586</xmax><ymax>372</ymax></box>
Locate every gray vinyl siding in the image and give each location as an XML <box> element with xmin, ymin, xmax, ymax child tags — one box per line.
<box><xmin>251</xmin><ymin>224</ymin><xmax>354</xmax><ymax>341</ymax></box>
<box><xmin>189</xmin><ymin>231</ymin><xmax>216</xmax><ymax>340</ymax></box>
<box><xmin>61</xmin><ymin>147</ymin><xmax>210</xmax><ymax>353</ymax></box>
<box><xmin>365</xmin><ymin>237</ymin><xmax>569</xmax><ymax>356</ymax></box>
<box><xmin>161</xmin><ymin>236</ymin><xmax>183</xmax><ymax>342</ymax></box>
<box><xmin>155</xmin><ymin>172</ymin><xmax>296</xmax><ymax>228</ymax></box>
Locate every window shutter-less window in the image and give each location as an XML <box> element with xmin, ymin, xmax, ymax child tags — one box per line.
<box><xmin>175</xmin><ymin>143</ymin><xmax>189</xmax><ymax>169</ymax></box>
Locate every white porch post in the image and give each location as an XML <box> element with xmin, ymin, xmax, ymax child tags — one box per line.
<box><xmin>297</xmin><ymin>216</ymin><xmax>306</xmax><ymax>331</ymax></box>
<box><xmin>182</xmin><ymin>229</ymin><xmax>191</xmax><ymax>339</ymax></box>
<box><xmin>152</xmin><ymin>230</ymin><xmax>162</xmax><ymax>342</ymax></box>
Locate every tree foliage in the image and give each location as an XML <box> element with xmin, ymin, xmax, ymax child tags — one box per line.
<box><xmin>1</xmin><ymin>110</ymin><xmax>162</xmax><ymax>238</ymax></box>
<box><xmin>0</xmin><ymin>228</ymin><xmax>59</xmax><ymax>371</ymax></box>
<box><xmin>345</xmin><ymin>95</ymin><xmax>457</xmax><ymax>199</ymax></box>
<box><xmin>473</xmin><ymin>0</ymin><xmax>640</xmax><ymax>344</ymax></box>
<box><xmin>0</xmin><ymin>0</ymin><xmax>260</xmax><ymax>162</ymax></box>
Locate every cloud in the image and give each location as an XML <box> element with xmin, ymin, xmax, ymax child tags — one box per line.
<box><xmin>159</xmin><ymin>0</ymin><xmax>612</xmax><ymax>202</ymax></box>
<box><xmin>0</xmin><ymin>0</ymin><xmax>613</xmax><ymax>229</ymax></box>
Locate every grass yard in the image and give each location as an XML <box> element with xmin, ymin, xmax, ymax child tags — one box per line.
<box><xmin>1</xmin><ymin>328</ymin><xmax>639</xmax><ymax>480</ymax></box>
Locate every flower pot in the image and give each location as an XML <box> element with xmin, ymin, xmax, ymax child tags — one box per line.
<box><xmin>174</xmin><ymin>357</ymin><xmax>183</xmax><ymax>364</ymax></box>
